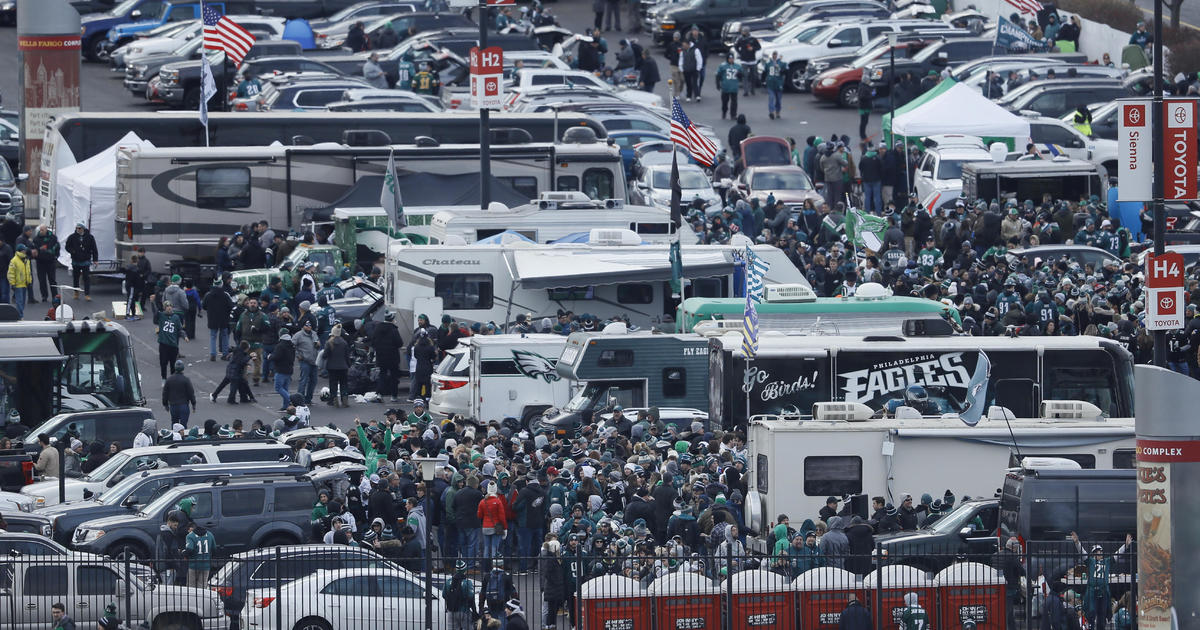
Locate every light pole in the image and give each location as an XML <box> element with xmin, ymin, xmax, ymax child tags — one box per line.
<box><xmin>887</xmin><ymin>32</ymin><xmax>896</xmax><ymax>146</ymax></box>
<box><xmin>414</xmin><ymin>456</ymin><xmax>439</xmax><ymax>630</ymax></box>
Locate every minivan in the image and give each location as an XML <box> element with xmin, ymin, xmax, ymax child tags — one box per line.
<box><xmin>999</xmin><ymin>460</ymin><xmax>1136</xmax><ymax>543</ymax></box>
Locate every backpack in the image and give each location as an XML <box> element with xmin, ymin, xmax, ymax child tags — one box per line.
<box><xmin>484</xmin><ymin>569</ymin><xmax>509</xmax><ymax>603</ymax></box>
<box><xmin>548</xmin><ymin>482</ymin><xmax>569</xmax><ymax>511</ymax></box>
<box><xmin>444</xmin><ymin>576</ymin><xmax>468</xmax><ymax>612</ymax></box>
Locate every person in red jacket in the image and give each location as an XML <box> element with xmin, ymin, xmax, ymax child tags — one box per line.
<box><xmin>477</xmin><ymin>481</ymin><xmax>508</xmax><ymax>563</ymax></box>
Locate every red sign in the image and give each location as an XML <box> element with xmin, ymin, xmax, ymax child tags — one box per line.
<box><xmin>486</xmin><ymin>0</ymin><xmax>515</xmax><ymax>5</ymax></box>
<box><xmin>1163</xmin><ymin>99</ymin><xmax>1198</xmax><ymax>201</ymax></box>
<box><xmin>1124</xmin><ymin>102</ymin><xmax>1146</xmax><ymax>127</ymax></box>
<box><xmin>1136</xmin><ymin>439</ymin><xmax>1200</xmax><ymax>463</ymax></box>
<box><xmin>1146</xmin><ymin>252</ymin><xmax>1185</xmax><ymax>288</ymax></box>
<box><xmin>469</xmin><ymin>46</ymin><xmax>502</xmax><ymax>74</ymax></box>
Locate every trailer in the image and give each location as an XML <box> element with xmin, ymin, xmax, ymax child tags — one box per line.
<box><xmin>114</xmin><ymin>140</ymin><xmax>626</xmax><ymax>268</ymax></box>
<box><xmin>429</xmin><ymin>334</ymin><xmax>573</xmax><ymax>425</ymax></box>
<box><xmin>745</xmin><ymin>410</ymin><xmax>1136</xmax><ymax>552</ymax></box>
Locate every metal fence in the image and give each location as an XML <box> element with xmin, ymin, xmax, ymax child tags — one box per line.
<box><xmin>1</xmin><ymin>543</ymin><xmax>1136</xmax><ymax>630</ymax></box>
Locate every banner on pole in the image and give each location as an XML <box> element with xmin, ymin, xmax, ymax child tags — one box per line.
<box><xmin>1163</xmin><ymin>99</ymin><xmax>1198</xmax><ymax>201</ymax></box>
<box><xmin>1117</xmin><ymin>99</ymin><xmax>1151</xmax><ymax>202</ymax></box>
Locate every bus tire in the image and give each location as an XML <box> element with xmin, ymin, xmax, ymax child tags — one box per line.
<box><xmin>521</xmin><ymin>406</ymin><xmax>550</xmax><ymax>430</ymax></box>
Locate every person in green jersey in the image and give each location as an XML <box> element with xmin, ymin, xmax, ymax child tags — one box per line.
<box><xmin>916</xmin><ymin>237</ymin><xmax>942</xmax><ymax>277</ymax></box>
<box><xmin>716</xmin><ymin>53</ymin><xmax>742</xmax><ymax>120</ymax></box>
<box><xmin>155</xmin><ymin>302</ymin><xmax>187</xmax><ymax>380</ymax></box>
<box><xmin>899</xmin><ymin>592</ymin><xmax>929</xmax><ymax>630</ymax></box>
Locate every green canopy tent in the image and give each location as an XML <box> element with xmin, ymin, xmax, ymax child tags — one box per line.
<box><xmin>882</xmin><ymin>78</ymin><xmax>1031</xmax><ymax>151</ymax></box>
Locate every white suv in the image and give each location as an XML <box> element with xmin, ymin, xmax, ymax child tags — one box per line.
<box><xmin>510</xmin><ymin>68</ymin><xmax>663</xmax><ymax>109</ymax></box>
<box><xmin>912</xmin><ymin>135</ymin><xmax>994</xmax><ymax>203</ymax></box>
<box><xmin>1024</xmin><ymin>113</ymin><xmax>1117</xmax><ymax>173</ymax></box>
<box><xmin>759</xmin><ymin>19</ymin><xmax>940</xmax><ymax>89</ymax></box>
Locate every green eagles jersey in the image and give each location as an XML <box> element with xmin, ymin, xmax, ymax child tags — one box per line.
<box><xmin>900</xmin><ymin>605</ymin><xmax>929</xmax><ymax>630</ymax></box>
<box><xmin>156</xmin><ymin>312</ymin><xmax>184</xmax><ymax>347</ymax></box>
<box><xmin>716</xmin><ymin>62</ymin><xmax>741</xmax><ymax>93</ymax></box>
<box><xmin>996</xmin><ymin>291</ymin><xmax>1023</xmax><ymax>315</ymax></box>
<box><xmin>917</xmin><ymin>247</ymin><xmax>942</xmax><ymax>274</ymax></box>
<box><xmin>764</xmin><ymin>59</ymin><xmax>785</xmax><ymax>91</ymax></box>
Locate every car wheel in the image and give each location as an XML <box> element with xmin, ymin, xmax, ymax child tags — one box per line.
<box><xmin>112</xmin><ymin>542</ymin><xmax>149</xmax><ymax>562</ymax></box>
<box><xmin>838</xmin><ymin>83</ymin><xmax>859</xmax><ymax>108</ymax></box>
<box><xmin>293</xmin><ymin>617</ymin><xmax>331</xmax><ymax>630</ymax></box>
<box><xmin>261</xmin><ymin>535</ymin><xmax>297</xmax><ymax>548</ymax></box>
<box><xmin>182</xmin><ymin>88</ymin><xmax>201</xmax><ymax>111</ymax></box>
<box><xmin>521</xmin><ymin>406</ymin><xmax>550</xmax><ymax>430</ymax></box>
<box><xmin>85</xmin><ymin>34</ymin><xmax>108</xmax><ymax>62</ymax></box>
<box><xmin>787</xmin><ymin>63</ymin><xmax>806</xmax><ymax>92</ymax></box>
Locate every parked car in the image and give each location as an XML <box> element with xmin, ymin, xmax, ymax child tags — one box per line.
<box><xmin>71</xmin><ymin>473</ymin><xmax>328</xmax><ymax>560</ymax></box>
<box><xmin>630</xmin><ymin>163</ymin><xmax>720</xmax><ymax>214</ymax></box>
<box><xmin>999</xmin><ymin>78</ymin><xmax>1130</xmax><ymax>118</ymax></box>
<box><xmin>14</xmin><ymin>408</ymin><xmax>154</xmax><ymax>458</ymax></box>
<box><xmin>874</xmin><ymin>499</ymin><xmax>1001</xmax><ymax>572</ymax></box>
<box><xmin>737</xmin><ymin>165</ymin><xmax>822</xmax><ymax>211</ymax></box>
<box><xmin>864</xmin><ymin>37</ymin><xmax>997</xmax><ymax>99</ymax></box>
<box><xmin>152</xmin><ymin>40</ymin><xmax>308</xmax><ymax>108</ymax></box>
<box><xmin>233</xmin><ymin>75</ymin><xmax>374</xmax><ymax>112</ymax></box>
<box><xmin>644</xmin><ymin>0</ymin><xmax>776</xmax><ymax>46</ymax></box>
<box><xmin>911</xmin><ymin>134</ymin><xmax>993</xmax><ymax>202</ymax></box>
<box><xmin>721</xmin><ymin>0</ymin><xmax>888</xmax><ymax>47</ymax></box>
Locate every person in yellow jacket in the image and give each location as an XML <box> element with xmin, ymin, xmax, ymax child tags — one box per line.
<box><xmin>1072</xmin><ymin>104</ymin><xmax>1093</xmax><ymax>138</ymax></box>
<box><xmin>7</xmin><ymin>244</ymin><xmax>31</xmax><ymax>319</ymax></box>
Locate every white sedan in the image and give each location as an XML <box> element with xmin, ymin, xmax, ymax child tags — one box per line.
<box><xmin>240</xmin><ymin>567</ymin><xmax>450</xmax><ymax>630</ymax></box>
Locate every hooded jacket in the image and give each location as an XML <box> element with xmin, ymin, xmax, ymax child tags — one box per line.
<box><xmin>271</xmin><ymin>335</ymin><xmax>296</xmax><ymax>375</ymax></box>
<box><xmin>65</xmin><ymin>228</ymin><xmax>98</xmax><ymax>265</ymax></box>
<box><xmin>185</xmin><ymin>524</ymin><xmax>215</xmax><ymax>571</ymax></box>
<box><xmin>477</xmin><ymin>491</ymin><xmax>508</xmax><ymax>530</ymax></box>
<box><xmin>293</xmin><ymin>327</ymin><xmax>320</xmax><ymax>364</ymax></box>
<box><xmin>818</xmin><ymin>516</ymin><xmax>850</xmax><ymax>568</ymax></box>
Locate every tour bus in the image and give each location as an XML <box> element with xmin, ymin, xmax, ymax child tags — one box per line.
<box><xmin>708</xmin><ymin>333</ymin><xmax>1134</xmax><ymax>429</ymax></box>
<box><xmin>0</xmin><ymin>318</ymin><xmax>144</xmax><ymax>429</ymax></box>
<box><xmin>674</xmin><ymin>283</ymin><xmax>962</xmax><ymax>334</ymax></box>
<box><xmin>36</xmin><ymin>111</ymin><xmax>606</xmax><ymax>215</ymax></box>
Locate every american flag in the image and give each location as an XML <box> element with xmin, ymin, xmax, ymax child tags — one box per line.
<box><xmin>203</xmin><ymin>5</ymin><xmax>256</xmax><ymax>66</ymax></box>
<box><xmin>1003</xmin><ymin>0</ymin><xmax>1043</xmax><ymax>16</ymax></box>
<box><xmin>670</xmin><ymin>98</ymin><xmax>719</xmax><ymax>167</ymax></box>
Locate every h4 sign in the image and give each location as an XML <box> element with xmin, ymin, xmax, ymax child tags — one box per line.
<box><xmin>1146</xmin><ymin>252</ymin><xmax>1186</xmax><ymax>330</ymax></box>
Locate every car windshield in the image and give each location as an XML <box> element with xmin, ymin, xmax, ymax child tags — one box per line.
<box><xmin>109</xmin><ymin>0</ymin><xmax>140</xmax><ymax>16</ymax></box>
<box><xmin>140</xmin><ymin>490</ymin><xmax>187</xmax><ymax>517</ymax></box>
<box><xmin>937</xmin><ymin>158</ymin><xmax>990</xmax><ymax>180</ymax></box>
<box><xmin>171</xmin><ymin>36</ymin><xmax>201</xmax><ymax>56</ymax></box>
<box><xmin>100</xmin><ymin>474</ymin><xmax>157</xmax><ymax>504</ymax></box>
<box><xmin>791</xmin><ymin>25</ymin><xmax>828</xmax><ymax>43</ymax></box>
<box><xmin>752</xmin><ymin>170</ymin><xmax>813</xmax><ymax>190</ymax></box>
<box><xmin>851</xmin><ymin>47</ymin><xmax>889</xmax><ymax>69</ymax></box>
<box><xmin>83</xmin><ymin>452</ymin><xmax>130</xmax><ymax>482</ymax></box>
<box><xmin>652</xmin><ymin>169</ymin><xmax>709</xmax><ymax>189</ymax></box>
<box><xmin>0</xmin><ymin>160</ymin><xmax>13</xmax><ymax>185</ymax></box>
<box><xmin>927</xmin><ymin>502</ymin><xmax>984</xmax><ymax>533</ymax></box>
<box><xmin>563</xmin><ymin>383</ymin><xmax>605</xmax><ymax>412</ymax></box>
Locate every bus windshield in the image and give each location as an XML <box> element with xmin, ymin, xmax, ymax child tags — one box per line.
<box><xmin>60</xmin><ymin>331</ymin><xmax>143</xmax><ymax>409</ymax></box>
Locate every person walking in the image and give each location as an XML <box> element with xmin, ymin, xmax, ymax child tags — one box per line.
<box><xmin>666</xmin><ymin>33</ymin><xmax>684</xmax><ymax>97</ymax></box>
<box><xmin>162</xmin><ymin>360</ymin><xmax>196</xmax><ymax>427</ymax></box>
<box><xmin>363</xmin><ymin>52</ymin><xmax>388</xmax><ymax>88</ymax></box>
<box><xmin>764</xmin><ymin>51</ymin><xmax>785</xmax><ymax>119</ymax></box>
<box><xmin>122</xmin><ymin>254</ymin><xmax>144</xmax><ymax>320</ymax></box>
<box><xmin>64</xmin><ymin>222</ymin><xmax>98</xmax><ymax>301</ymax></box>
<box><xmin>679</xmin><ymin>39</ymin><xmax>701</xmax><ymax>102</ymax></box>
<box><xmin>837</xmin><ymin>594</ymin><xmax>871</xmax><ymax>630</ymax></box>
<box><xmin>155</xmin><ymin>302</ymin><xmax>186</xmax><ymax>380</ymax></box>
<box><xmin>859</xmin><ymin>143</ymin><xmax>882</xmax><ymax>213</ymax></box>
<box><xmin>899</xmin><ymin>592</ymin><xmax>929</xmax><ymax>630</ymax></box>
<box><xmin>293</xmin><ymin>319</ymin><xmax>320</xmax><ymax>404</ymax></box>
<box><xmin>591</xmin><ymin>0</ymin><xmax>604</xmax><ymax>30</ymax></box>
<box><xmin>371</xmin><ymin>312</ymin><xmax>404</xmax><ymax>402</ymax></box>
<box><xmin>411</xmin><ymin>331</ymin><xmax>437</xmax><ymax>399</ymax></box>
<box><xmin>454</xmin><ymin>476</ymin><xmax>484</xmax><ymax>563</ymax></box>
<box><xmin>201</xmin><ymin>281</ymin><xmax>233</xmax><ymax>361</ymax></box>
<box><xmin>733</xmin><ymin>26</ymin><xmax>761</xmax><ymax>96</ymax></box>
<box><xmin>477</xmin><ymin>481</ymin><xmax>508</xmax><ymax>562</ymax></box>
<box><xmin>603</xmin><ymin>0</ymin><xmax>620</xmax><ymax>32</ymax></box>
<box><xmin>638</xmin><ymin>48</ymin><xmax>660</xmax><ymax>92</ymax></box>
<box><xmin>235</xmin><ymin>297</ymin><xmax>270</xmax><ymax>386</ymax></box>
<box><xmin>716</xmin><ymin>53</ymin><xmax>742</xmax><ymax>120</ymax></box>
<box><xmin>270</xmin><ymin>330</ymin><xmax>295</xmax><ymax>411</ymax></box>
<box><xmin>184</xmin><ymin>521</ymin><xmax>215</xmax><ymax>588</ymax></box>
<box><xmin>443</xmin><ymin>561</ymin><xmax>477</xmax><ymax>630</ymax></box>
<box><xmin>211</xmin><ymin>341</ymin><xmax>255</xmax><ymax>404</ymax></box>
<box><xmin>31</xmin><ymin>224</ymin><xmax>59</xmax><ymax>304</ymax></box>
<box><xmin>857</xmin><ymin>82</ymin><xmax>874</xmax><ymax>140</ymax></box>
<box><xmin>7</xmin><ymin>244</ymin><xmax>31</xmax><ymax>319</ymax></box>
<box><xmin>323</xmin><ymin>324</ymin><xmax>351</xmax><ymax>408</ymax></box>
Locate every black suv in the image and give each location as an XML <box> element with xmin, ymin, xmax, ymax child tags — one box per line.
<box><xmin>39</xmin><ymin>462</ymin><xmax>308</xmax><ymax>545</ymax></box>
<box><xmin>865</xmin><ymin>37</ymin><xmax>996</xmax><ymax>98</ymax></box>
<box><xmin>72</xmin><ymin>474</ymin><xmax>328</xmax><ymax>561</ymax></box>
<box><xmin>0</xmin><ymin>513</ymin><xmax>53</xmax><ymax>538</ymax></box>
<box><xmin>15</xmin><ymin>407</ymin><xmax>155</xmax><ymax>457</ymax></box>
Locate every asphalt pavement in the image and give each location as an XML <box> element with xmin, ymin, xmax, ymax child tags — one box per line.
<box><xmin>1130</xmin><ymin>0</ymin><xmax>1200</xmax><ymax>32</ymax></box>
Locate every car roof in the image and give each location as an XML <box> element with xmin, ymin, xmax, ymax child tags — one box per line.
<box><xmin>747</xmin><ymin>165</ymin><xmax>808</xmax><ymax>173</ymax></box>
<box><xmin>1010</xmin><ymin>244</ymin><xmax>1116</xmax><ymax>254</ymax></box>
<box><xmin>231</xmin><ymin>544</ymin><xmax>387</xmax><ymax>560</ymax></box>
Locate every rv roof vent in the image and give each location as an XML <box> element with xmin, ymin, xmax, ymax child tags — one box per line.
<box><xmin>862</xmin><ymin>335</ymin><xmax>906</xmax><ymax>342</ymax></box>
<box><xmin>588</xmin><ymin>228</ymin><xmax>641</xmax><ymax>246</ymax></box>
<box><xmin>853</xmin><ymin>282</ymin><xmax>891</xmax><ymax>300</ymax></box>
<box><xmin>603</xmin><ymin>199</ymin><xmax>625</xmax><ymax>209</ymax></box>
<box><xmin>1051</xmin><ymin>155</ymin><xmax>1071</xmax><ymax>162</ymax></box>
<box><xmin>562</xmin><ymin>126</ymin><xmax>598</xmax><ymax>144</ymax></box>
<box><xmin>989</xmin><ymin>142</ymin><xmax>1007</xmax><ymax>163</ymax></box>
<box><xmin>730</xmin><ymin>234</ymin><xmax>754</xmax><ymax>248</ymax></box>
<box><xmin>291</xmin><ymin>135</ymin><xmax>315</xmax><ymax>146</ymax></box>
<box><xmin>893</xmin><ymin>405</ymin><xmax>923</xmax><ymax>419</ymax></box>
<box><xmin>812</xmin><ymin>402</ymin><xmax>872</xmax><ymax>422</ymax></box>
<box><xmin>490</xmin><ymin>127</ymin><xmax>533</xmax><ymax>145</ymax></box>
<box><xmin>538</xmin><ymin>191</ymin><xmax>591</xmax><ymax>203</ymax></box>
<box><xmin>486</xmin><ymin>202</ymin><xmax>511</xmax><ymax>213</ymax></box>
<box><xmin>1021</xmin><ymin>456</ymin><xmax>1082</xmax><ymax>471</ymax></box>
<box><xmin>601</xmin><ymin>321</ymin><xmax>628</xmax><ymax>335</ymax></box>
<box><xmin>1040</xmin><ymin>400</ymin><xmax>1103</xmax><ymax>421</ymax></box>
<box><xmin>443</xmin><ymin>235</ymin><xmax>468</xmax><ymax>246</ymax></box>
<box><xmin>764</xmin><ymin>284</ymin><xmax>817</xmax><ymax>303</ymax></box>
<box><xmin>341</xmin><ymin>129</ymin><xmax>392</xmax><ymax>147</ymax></box>
<box><xmin>986</xmin><ymin>405</ymin><xmax>1014</xmax><ymax>420</ymax></box>
<box><xmin>414</xmin><ymin>136</ymin><xmax>439</xmax><ymax>148</ymax></box>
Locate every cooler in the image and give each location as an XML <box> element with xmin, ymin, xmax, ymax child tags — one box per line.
<box><xmin>862</xmin><ymin>564</ymin><xmax>935</xmax><ymax>628</ymax></box>
<box><xmin>647</xmin><ymin>570</ymin><xmax>721</xmax><ymax>630</ymax></box>
<box><xmin>933</xmin><ymin>562</ymin><xmax>1006</xmax><ymax>630</ymax></box>
<box><xmin>793</xmin><ymin>567</ymin><xmax>862</xmax><ymax>630</ymax></box>
<box><xmin>581</xmin><ymin>575</ymin><xmax>651</xmax><ymax>630</ymax></box>
<box><xmin>729</xmin><ymin>569</ymin><xmax>798</xmax><ymax>630</ymax></box>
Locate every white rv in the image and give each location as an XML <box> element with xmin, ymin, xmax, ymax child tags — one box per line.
<box><xmin>426</xmin><ymin>193</ymin><xmax>698</xmax><ymax>246</ymax></box>
<box><xmin>744</xmin><ymin>409</ymin><xmax>1136</xmax><ymax>552</ymax></box>
<box><xmin>429</xmin><ymin>334</ymin><xmax>573</xmax><ymax>425</ymax></box>
<box><xmin>114</xmin><ymin>140</ymin><xmax>626</xmax><ymax>268</ymax></box>
<box><xmin>385</xmin><ymin>233</ymin><xmax>809</xmax><ymax>347</ymax></box>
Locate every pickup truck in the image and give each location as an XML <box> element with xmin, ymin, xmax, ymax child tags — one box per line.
<box><xmin>0</xmin><ymin>449</ymin><xmax>33</xmax><ymax>493</ymax></box>
<box><xmin>643</xmin><ymin>0</ymin><xmax>779</xmax><ymax>46</ymax></box>
<box><xmin>0</xmin><ymin>552</ymin><xmax>226</xmax><ymax>630</ymax></box>
<box><xmin>151</xmin><ymin>40</ymin><xmax>316</xmax><ymax>109</ymax></box>
<box><xmin>229</xmin><ymin>244</ymin><xmax>348</xmax><ymax>296</ymax></box>
<box><xmin>81</xmin><ymin>0</ymin><xmax>248</xmax><ymax>62</ymax></box>
<box><xmin>103</xmin><ymin>1</ymin><xmax>226</xmax><ymax>55</ymax></box>
<box><xmin>874</xmin><ymin>499</ymin><xmax>1001</xmax><ymax>572</ymax></box>
<box><xmin>863</xmin><ymin>36</ymin><xmax>995</xmax><ymax>99</ymax></box>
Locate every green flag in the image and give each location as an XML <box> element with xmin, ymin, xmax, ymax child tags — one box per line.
<box><xmin>845</xmin><ymin>208</ymin><xmax>889</xmax><ymax>251</ymax></box>
<box><xmin>381</xmin><ymin>149</ymin><xmax>405</xmax><ymax>229</ymax></box>
<box><xmin>669</xmin><ymin>151</ymin><xmax>684</xmax><ymax>297</ymax></box>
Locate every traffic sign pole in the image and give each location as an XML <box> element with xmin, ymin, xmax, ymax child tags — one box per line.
<box><xmin>478</xmin><ymin>0</ymin><xmax>491</xmax><ymax>211</ymax></box>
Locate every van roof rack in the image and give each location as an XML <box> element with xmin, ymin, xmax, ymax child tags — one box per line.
<box><xmin>164</xmin><ymin>438</ymin><xmax>280</xmax><ymax>448</ymax></box>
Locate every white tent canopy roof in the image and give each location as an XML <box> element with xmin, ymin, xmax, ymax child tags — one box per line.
<box><xmin>892</xmin><ymin>82</ymin><xmax>1031</xmax><ymax>142</ymax></box>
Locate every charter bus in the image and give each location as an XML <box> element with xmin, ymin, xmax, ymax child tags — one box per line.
<box><xmin>0</xmin><ymin>318</ymin><xmax>144</xmax><ymax>428</ymax></box>
<box><xmin>708</xmin><ymin>333</ymin><xmax>1133</xmax><ymax>429</ymax></box>
<box><xmin>36</xmin><ymin>111</ymin><xmax>607</xmax><ymax>216</ymax></box>
<box><xmin>674</xmin><ymin>284</ymin><xmax>962</xmax><ymax>334</ymax></box>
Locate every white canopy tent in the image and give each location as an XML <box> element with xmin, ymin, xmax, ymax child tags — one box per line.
<box><xmin>889</xmin><ymin>81</ymin><xmax>1031</xmax><ymax>150</ymax></box>
<box><xmin>54</xmin><ymin>132</ymin><xmax>154</xmax><ymax>267</ymax></box>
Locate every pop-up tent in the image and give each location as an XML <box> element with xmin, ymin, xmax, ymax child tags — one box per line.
<box><xmin>882</xmin><ymin>79</ymin><xmax>1031</xmax><ymax>151</ymax></box>
<box><xmin>54</xmin><ymin>132</ymin><xmax>154</xmax><ymax>268</ymax></box>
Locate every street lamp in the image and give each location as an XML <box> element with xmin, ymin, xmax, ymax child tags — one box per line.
<box><xmin>413</xmin><ymin>456</ymin><xmax>439</xmax><ymax>630</ymax></box>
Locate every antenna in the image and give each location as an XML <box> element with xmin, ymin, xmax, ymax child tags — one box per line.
<box><xmin>1001</xmin><ymin>406</ymin><xmax>1023</xmax><ymax>462</ymax></box>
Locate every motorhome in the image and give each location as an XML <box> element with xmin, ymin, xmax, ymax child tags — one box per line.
<box><xmin>745</xmin><ymin>411</ymin><xmax>1135</xmax><ymax>553</ymax></box>
<box><xmin>114</xmin><ymin>140</ymin><xmax>626</xmax><ymax>268</ymax></box>
<box><xmin>960</xmin><ymin>157</ymin><xmax>1109</xmax><ymax>205</ymax></box>
<box><xmin>425</xmin><ymin>193</ymin><xmax>697</xmax><ymax>246</ymax></box>
<box><xmin>708</xmin><ymin>333</ymin><xmax>1134</xmax><ymax>429</ymax></box>
<box><xmin>429</xmin><ymin>334</ymin><xmax>572</xmax><ymax>425</ymax></box>
<box><xmin>384</xmin><ymin>234</ymin><xmax>809</xmax><ymax>348</ymax></box>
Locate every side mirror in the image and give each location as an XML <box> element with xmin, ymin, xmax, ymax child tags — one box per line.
<box><xmin>959</xmin><ymin>526</ymin><xmax>973</xmax><ymax>537</ymax></box>
<box><xmin>827</xmin><ymin>39</ymin><xmax>843</xmax><ymax>47</ymax></box>
<box><xmin>17</xmin><ymin>174</ymin><xmax>27</xmax><ymax>182</ymax></box>
<box><xmin>1072</xmin><ymin>139</ymin><xmax>1085</xmax><ymax>149</ymax></box>
<box><xmin>122</xmin><ymin>496</ymin><xmax>137</xmax><ymax>508</ymax></box>
<box><xmin>130</xmin><ymin>9</ymin><xmax>141</xmax><ymax>18</ymax></box>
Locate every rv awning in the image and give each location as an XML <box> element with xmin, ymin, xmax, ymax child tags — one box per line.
<box><xmin>4</xmin><ymin>337</ymin><xmax>67</xmax><ymax>362</ymax></box>
<box><xmin>309</xmin><ymin>173</ymin><xmax>530</xmax><ymax>217</ymax></box>
<box><xmin>511</xmin><ymin>248</ymin><xmax>736</xmax><ymax>289</ymax></box>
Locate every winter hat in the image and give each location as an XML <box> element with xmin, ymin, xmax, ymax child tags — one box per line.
<box><xmin>505</xmin><ymin>599</ymin><xmax>523</xmax><ymax>615</ymax></box>
<box><xmin>549</xmin><ymin>503</ymin><xmax>564</xmax><ymax>518</ymax></box>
